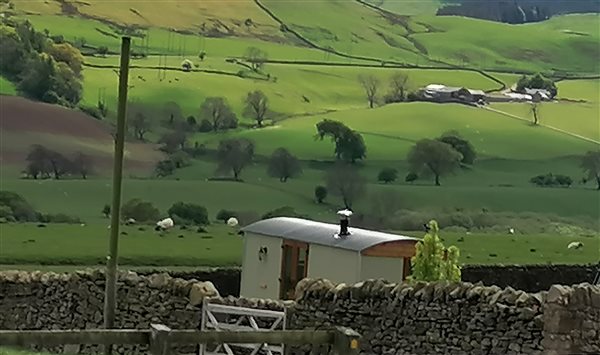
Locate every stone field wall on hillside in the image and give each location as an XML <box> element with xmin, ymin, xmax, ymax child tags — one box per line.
<box><xmin>0</xmin><ymin>271</ymin><xmax>598</xmax><ymax>355</ymax></box>
<box><xmin>0</xmin><ymin>271</ymin><xmax>214</xmax><ymax>354</ymax></box>
<box><xmin>133</xmin><ymin>264</ymin><xmax>598</xmax><ymax>295</ymax></box>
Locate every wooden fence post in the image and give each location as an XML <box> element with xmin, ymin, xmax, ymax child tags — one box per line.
<box><xmin>332</xmin><ymin>327</ymin><xmax>360</xmax><ymax>355</ymax></box>
<box><xmin>150</xmin><ymin>324</ymin><xmax>171</xmax><ymax>355</ymax></box>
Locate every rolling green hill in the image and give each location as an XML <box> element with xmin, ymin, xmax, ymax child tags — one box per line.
<box><xmin>1</xmin><ymin>0</ymin><xmax>599</xmax><ymax>270</ymax></box>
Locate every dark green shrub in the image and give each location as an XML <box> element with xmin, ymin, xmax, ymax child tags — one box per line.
<box><xmin>405</xmin><ymin>172</ymin><xmax>418</xmax><ymax>183</ymax></box>
<box><xmin>216</xmin><ymin>209</ymin><xmax>238</xmax><ymax>222</ymax></box>
<box><xmin>40</xmin><ymin>213</ymin><xmax>82</xmax><ymax>224</ymax></box>
<box><xmin>121</xmin><ymin>198</ymin><xmax>160</xmax><ymax>223</ymax></box>
<box><xmin>378</xmin><ymin>168</ymin><xmax>398</xmax><ymax>183</ymax></box>
<box><xmin>314</xmin><ymin>186</ymin><xmax>327</xmax><ymax>203</ymax></box>
<box><xmin>168</xmin><ymin>202</ymin><xmax>209</xmax><ymax>225</ymax></box>
<box><xmin>198</xmin><ymin>118</ymin><xmax>213</xmax><ymax>132</ymax></box>
<box><xmin>261</xmin><ymin>206</ymin><xmax>306</xmax><ymax>220</ymax></box>
<box><xmin>0</xmin><ymin>191</ymin><xmax>38</xmax><ymax>222</ymax></box>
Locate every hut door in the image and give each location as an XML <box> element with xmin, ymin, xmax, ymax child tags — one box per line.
<box><xmin>279</xmin><ymin>240</ymin><xmax>309</xmax><ymax>300</ymax></box>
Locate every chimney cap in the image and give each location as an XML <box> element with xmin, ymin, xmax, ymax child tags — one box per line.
<box><xmin>337</xmin><ymin>209</ymin><xmax>353</xmax><ymax>218</ymax></box>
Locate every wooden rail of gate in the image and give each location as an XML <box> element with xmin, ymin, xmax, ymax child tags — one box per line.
<box><xmin>0</xmin><ymin>324</ymin><xmax>361</xmax><ymax>355</ymax></box>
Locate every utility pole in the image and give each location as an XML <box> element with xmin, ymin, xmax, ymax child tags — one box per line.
<box><xmin>103</xmin><ymin>36</ymin><xmax>131</xmax><ymax>355</ymax></box>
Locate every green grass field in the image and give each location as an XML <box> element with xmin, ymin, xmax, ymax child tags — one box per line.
<box><xmin>1</xmin><ymin>223</ymin><xmax>597</xmax><ymax>266</ymax></box>
<box><xmin>0</xmin><ymin>76</ymin><xmax>17</xmax><ymax>95</ymax></box>
<box><xmin>80</xmin><ymin>60</ymin><xmax>504</xmax><ymax>118</ymax></box>
<box><xmin>557</xmin><ymin>79</ymin><xmax>600</xmax><ymax>102</ymax></box>
<box><xmin>489</xmin><ymin>102</ymin><xmax>600</xmax><ymax>142</ymax></box>
<box><xmin>2</xmin><ymin>1</ymin><xmax>599</xmax><ymax>271</ymax></box>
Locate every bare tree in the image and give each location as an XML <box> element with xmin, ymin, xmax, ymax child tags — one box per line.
<box><xmin>216</xmin><ymin>138</ymin><xmax>255</xmax><ymax>180</ymax></box>
<box><xmin>267</xmin><ymin>148</ymin><xmax>302</xmax><ymax>182</ymax></box>
<box><xmin>200</xmin><ymin>97</ymin><xmax>238</xmax><ymax>132</ymax></box>
<box><xmin>244</xmin><ymin>47</ymin><xmax>268</xmax><ymax>72</ymax></box>
<box><xmin>25</xmin><ymin>144</ymin><xmax>52</xmax><ymax>179</ymax></box>
<box><xmin>530</xmin><ymin>102</ymin><xmax>540</xmax><ymax>125</ymax></box>
<box><xmin>71</xmin><ymin>152</ymin><xmax>93</xmax><ymax>179</ymax></box>
<box><xmin>326</xmin><ymin>162</ymin><xmax>366</xmax><ymax>209</ymax></box>
<box><xmin>159</xmin><ymin>130</ymin><xmax>187</xmax><ymax>153</ymax></box>
<box><xmin>129</xmin><ymin>112</ymin><xmax>152</xmax><ymax>141</ymax></box>
<box><xmin>163</xmin><ymin>101</ymin><xmax>183</xmax><ymax>127</ymax></box>
<box><xmin>358</xmin><ymin>74</ymin><xmax>380</xmax><ymax>108</ymax></box>
<box><xmin>243</xmin><ymin>90</ymin><xmax>269</xmax><ymax>127</ymax></box>
<box><xmin>385</xmin><ymin>72</ymin><xmax>409</xmax><ymax>103</ymax></box>
<box><xmin>47</xmin><ymin>150</ymin><xmax>71</xmax><ymax>180</ymax></box>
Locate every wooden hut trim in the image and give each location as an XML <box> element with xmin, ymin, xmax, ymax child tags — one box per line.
<box><xmin>361</xmin><ymin>240</ymin><xmax>417</xmax><ymax>258</ymax></box>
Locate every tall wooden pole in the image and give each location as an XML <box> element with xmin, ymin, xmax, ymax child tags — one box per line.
<box><xmin>103</xmin><ymin>36</ymin><xmax>131</xmax><ymax>355</ymax></box>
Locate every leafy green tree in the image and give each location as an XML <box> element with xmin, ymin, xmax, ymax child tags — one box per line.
<box><xmin>47</xmin><ymin>42</ymin><xmax>84</xmax><ymax>77</ymax></box>
<box><xmin>407</xmin><ymin>139</ymin><xmax>462</xmax><ymax>186</ymax></box>
<box><xmin>437</xmin><ymin>131</ymin><xmax>476</xmax><ymax>165</ymax></box>
<box><xmin>315</xmin><ymin>119</ymin><xmax>366</xmax><ymax>162</ymax></box>
<box><xmin>581</xmin><ymin>150</ymin><xmax>600</xmax><ymax>190</ymax></box>
<box><xmin>0</xmin><ymin>25</ymin><xmax>27</xmax><ymax>78</ymax></box>
<box><xmin>314</xmin><ymin>186</ymin><xmax>327</xmax><ymax>204</ymax></box>
<box><xmin>267</xmin><ymin>148</ymin><xmax>302</xmax><ymax>182</ymax></box>
<box><xmin>378</xmin><ymin>168</ymin><xmax>398</xmax><ymax>183</ymax></box>
<box><xmin>410</xmin><ymin>220</ymin><xmax>461</xmax><ymax>282</ymax></box>
<box><xmin>18</xmin><ymin>53</ymin><xmax>55</xmax><ymax>101</ymax></box>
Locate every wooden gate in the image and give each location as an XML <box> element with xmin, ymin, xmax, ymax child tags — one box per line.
<box><xmin>199</xmin><ymin>300</ymin><xmax>287</xmax><ymax>355</ymax></box>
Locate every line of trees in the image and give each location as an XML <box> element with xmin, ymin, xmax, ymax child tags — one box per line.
<box><xmin>23</xmin><ymin>145</ymin><xmax>94</xmax><ymax>180</ymax></box>
<box><xmin>358</xmin><ymin>72</ymin><xmax>414</xmax><ymax>108</ymax></box>
<box><xmin>0</xmin><ymin>21</ymin><xmax>84</xmax><ymax>106</ymax></box>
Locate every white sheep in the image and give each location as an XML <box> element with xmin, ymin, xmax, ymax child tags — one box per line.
<box><xmin>155</xmin><ymin>217</ymin><xmax>174</xmax><ymax>231</ymax></box>
<box><xmin>567</xmin><ymin>241</ymin><xmax>583</xmax><ymax>250</ymax></box>
<box><xmin>508</xmin><ymin>228</ymin><xmax>515</xmax><ymax>235</ymax></box>
<box><xmin>227</xmin><ymin>217</ymin><xmax>239</xmax><ymax>227</ymax></box>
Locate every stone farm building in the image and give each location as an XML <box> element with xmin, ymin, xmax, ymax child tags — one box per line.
<box><xmin>239</xmin><ymin>217</ymin><xmax>419</xmax><ymax>300</ymax></box>
<box><xmin>420</xmin><ymin>84</ymin><xmax>486</xmax><ymax>104</ymax></box>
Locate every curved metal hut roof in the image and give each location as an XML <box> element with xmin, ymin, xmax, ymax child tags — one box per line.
<box><xmin>241</xmin><ymin>217</ymin><xmax>419</xmax><ymax>252</ymax></box>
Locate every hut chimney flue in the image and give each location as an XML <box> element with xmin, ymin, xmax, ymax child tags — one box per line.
<box><xmin>337</xmin><ymin>209</ymin><xmax>353</xmax><ymax>236</ymax></box>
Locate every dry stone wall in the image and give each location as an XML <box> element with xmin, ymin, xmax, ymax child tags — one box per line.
<box><xmin>1</xmin><ymin>271</ymin><xmax>599</xmax><ymax>355</ymax></box>
<box><xmin>542</xmin><ymin>284</ymin><xmax>600</xmax><ymax>354</ymax></box>
<box><xmin>0</xmin><ymin>270</ymin><xmax>217</xmax><ymax>354</ymax></box>
<box><xmin>288</xmin><ymin>279</ymin><xmax>546</xmax><ymax>355</ymax></box>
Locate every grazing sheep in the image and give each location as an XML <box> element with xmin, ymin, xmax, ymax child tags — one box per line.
<box><xmin>155</xmin><ymin>217</ymin><xmax>174</xmax><ymax>231</ymax></box>
<box><xmin>567</xmin><ymin>241</ymin><xmax>584</xmax><ymax>250</ymax></box>
<box><xmin>227</xmin><ymin>217</ymin><xmax>239</xmax><ymax>227</ymax></box>
<box><xmin>508</xmin><ymin>228</ymin><xmax>515</xmax><ymax>234</ymax></box>
<box><xmin>125</xmin><ymin>218</ymin><xmax>136</xmax><ymax>225</ymax></box>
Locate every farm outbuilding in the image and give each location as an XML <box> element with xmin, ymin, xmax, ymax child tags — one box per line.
<box><xmin>239</xmin><ymin>215</ymin><xmax>420</xmax><ymax>300</ymax></box>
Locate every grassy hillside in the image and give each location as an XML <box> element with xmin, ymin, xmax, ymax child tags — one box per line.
<box><xmin>80</xmin><ymin>59</ymin><xmax>503</xmax><ymax>117</ymax></box>
<box><xmin>0</xmin><ymin>96</ymin><xmax>162</xmax><ymax>175</ymax></box>
<box><xmin>0</xmin><ymin>76</ymin><xmax>16</xmax><ymax>95</ymax></box>
<box><xmin>2</xmin><ymin>223</ymin><xmax>597</xmax><ymax>266</ymax></box>
<box><xmin>14</xmin><ymin>0</ymin><xmax>284</xmax><ymax>39</ymax></box>
<box><xmin>190</xmin><ymin>103</ymin><xmax>598</xmax><ymax>160</ymax></box>
<box><xmin>489</xmin><ymin>102</ymin><xmax>600</xmax><ymax>142</ymax></box>
<box><xmin>408</xmin><ymin>14</ymin><xmax>600</xmax><ymax>73</ymax></box>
